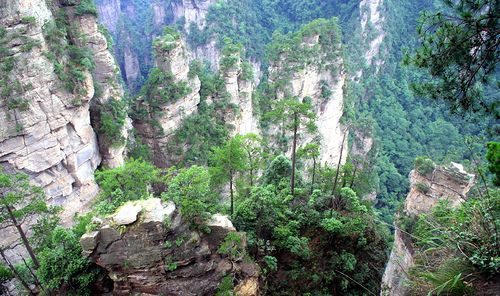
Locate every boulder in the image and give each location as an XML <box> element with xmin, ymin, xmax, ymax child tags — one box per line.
<box><xmin>81</xmin><ymin>198</ymin><xmax>259</xmax><ymax>295</ymax></box>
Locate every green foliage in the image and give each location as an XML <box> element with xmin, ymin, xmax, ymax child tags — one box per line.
<box><xmin>188</xmin><ymin>0</ymin><xmax>344</xmax><ymax>61</ymax></box>
<box><xmin>0</xmin><ymin>170</ymin><xmax>51</xmax><ymax>227</ymax></box>
<box><xmin>166</xmin><ymin>262</ymin><xmax>178</xmax><ymax>271</ymax></box>
<box><xmin>94</xmin><ymin>159</ymin><xmax>160</xmax><ymax>214</ymax></box>
<box><xmin>98</xmin><ymin>24</ymin><xmax>113</xmax><ymax>49</ymax></box>
<box><xmin>405</xmin><ymin>0</ymin><xmax>499</xmax><ymax>112</ymax></box>
<box><xmin>166</xmin><ymin>62</ymin><xmax>233</xmax><ymax>166</ymax></box>
<box><xmin>486</xmin><ymin>142</ymin><xmax>500</xmax><ymax>186</ymax></box>
<box><xmin>262</xmin><ymin>155</ymin><xmax>292</xmax><ymax>186</ymax></box>
<box><xmin>210</xmin><ymin>136</ymin><xmax>248</xmax><ymax>186</ymax></box>
<box><xmin>127</xmin><ymin>137</ymin><xmax>153</xmax><ymax>162</ymax></box>
<box><xmin>410</xmin><ymin>186</ymin><xmax>500</xmax><ymax>294</ymax></box>
<box><xmin>42</xmin><ymin>14</ymin><xmax>95</xmax><ymax>97</ymax></box>
<box><xmin>75</xmin><ymin>0</ymin><xmax>98</xmax><ymax>17</ymax></box>
<box><xmin>153</xmin><ymin>26</ymin><xmax>181</xmax><ymax>52</ymax></box>
<box><xmin>416</xmin><ymin>182</ymin><xmax>430</xmax><ymax>194</ymax></box>
<box><xmin>0</xmin><ymin>23</ymin><xmax>39</xmax><ymax>116</ymax></box>
<box><xmin>97</xmin><ymin>98</ymin><xmax>128</xmax><ymax>148</ymax></box>
<box><xmin>220</xmin><ymin>37</ymin><xmax>243</xmax><ymax>72</ymax></box>
<box><xmin>233</xmin><ymin>178</ymin><xmax>388</xmax><ymax>295</ymax></box>
<box><xmin>218</xmin><ymin>232</ymin><xmax>244</xmax><ymax>261</ymax></box>
<box><xmin>414</xmin><ymin>156</ymin><xmax>436</xmax><ymax>176</ymax></box>
<box><xmin>131</xmin><ymin>68</ymin><xmax>191</xmax><ymax>134</ymax></box>
<box><xmin>35</xmin><ymin>225</ymin><xmax>103</xmax><ymax>294</ymax></box>
<box><xmin>20</xmin><ymin>16</ymin><xmax>36</xmax><ymax>26</ymax></box>
<box><xmin>215</xmin><ymin>275</ymin><xmax>234</xmax><ymax>296</ymax></box>
<box><xmin>163</xmin><ymin>166</ymin><xmax>217</xmax><ymax>226</ymax></box>
<box><xmin>209</xmin><ymin>135</ymin><xmax>248</xmax><ymax>213</ymax></box>
<box><xmin>0</xmin><ymin>262</ymin><xmax>13</xmax><ymax>282</ymax></box>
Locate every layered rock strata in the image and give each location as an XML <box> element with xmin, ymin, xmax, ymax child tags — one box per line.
<box><xmin>81</xmin><ymin>198</ymin><xmax>260</xmax><ymax>295</ymax></box>
<box><xmin>381</xmin><ymin>163</ymin><xmax>476</xmax><ymax>295</ymax></box>
<box><xmin>0</xmin><ymin>0</ymin><xmax>106</xmax><ymax>224</ymax></box>
<box><xmin>133</xmin><ymin>35</ymin><xmax>201</xmax><ymax>167</ymax></box>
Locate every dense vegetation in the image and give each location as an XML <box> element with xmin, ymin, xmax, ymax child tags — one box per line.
<box><xmin>1</xmin><ymin>0</ymin><xmax>499</xmax><ymax>295</ymax></box>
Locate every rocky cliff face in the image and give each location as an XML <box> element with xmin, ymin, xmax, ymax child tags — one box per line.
<box><xmin>80</xmin><ymin>198</ymin><xmax>260</xmax><ymax>295</ymax></box>
<box><xmin>95</xmin><ymin>0</ymin><xmax>218</xmax><ymax>89</ymax></box>
<box><xmin>360</xmin><ymin>0</ymin><xmax>385</xmax><ymax>69</ymax></box>
<box><xmin>133</xmin><ymin>35</ymin><xmax>201</xmax><ymax>167</ymax></box>
<box><xmin>381</xmin><ymin>163</ymin><xmax>475</xmax><ymax>296</ymax></box>
<box><xmin>221</xmin><ymin>50</ymin><xmax>260</xmax><ymax>136</ymax></box>
<box><xmin>72</xmin><ymin>12</ymin><xmax>129</xmax><ymax>168</ymax></box>
<box><xmin>268</xmin><ymin>32</ymin><xmax>347</xmax><ymax>166</ymax></box>
<box><xmin>171</xmin><ymin>0</ymin><xmax>216</xmax><ymax>31</ymax></box>
<box><xmin>0</xmin><ymin>0</ymin><xmax>126</xmax><ymax>224</ymax></box>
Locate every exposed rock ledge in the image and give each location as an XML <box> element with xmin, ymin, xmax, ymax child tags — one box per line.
<box><xmin>381</xmin><ymin>162</ymin><xmax>476</xmax><ymax>296</ymax></box>
<box><xmin>81</xmin><ymin>198</ymin><xmax>260</xmax><ymax>295</ymax></box>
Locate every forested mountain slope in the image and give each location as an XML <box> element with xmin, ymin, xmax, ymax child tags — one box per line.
<box><xmin>0</xmin><ymin>0</ymin><xmax>498</xmax><ymax>295</ymax></box>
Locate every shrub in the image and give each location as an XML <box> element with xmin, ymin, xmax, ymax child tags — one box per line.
<box><xmin>94</xmin><ymin>159</ymin><xmax>160</xmax><ymax>214</ymax></box>
<box><xmin>162</xmin><ymin>166</ymin><xmax>217</xmax><ymax>226</ymax></box>
<box><xmin>414</xmin><ymin>156</ymin><xmax>435</xmax><ymax>176</ymax></box>
<box><xmin>416</xmin><ymin>182</ymin><xmax>430</xmax><ymax>194</ymax></box>
<box><xmin>75</xmin><ymin>0</ymin><xmax>98</xmax><ymax>17</ymax></box>
<box><xmin>97</xmin><ymin>98</ymin><xmax>127</xmax><ymax>148</ymax></box>
<box><xmin>20</xmin><ymin>16</ymin><xmax>36</xmax><ymax>26</ymax></box>
<box><xmin>218</xmin><ymin>232</ymin><xmax>244</xmax><ymax>261</ymax></box>
<box><xmin>215</xmin><ymin>275</ymin><xmax>234</xmax><ymax>296</ymax></box>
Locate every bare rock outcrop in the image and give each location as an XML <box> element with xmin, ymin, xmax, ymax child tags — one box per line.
<box><xmin>81</xmin><ymin>198</ymin><xmax>260</xmax><ymax>295</ymax></box>
<box><xmin>0</xmin><ymin>0</ymin><xmax>101</xmax><ymax>223</ymax></box>
<box><xmin>171</xmin><ymin>0</ymin><xmax>216</xmax><ymax>32</ymax></box>
<box><xmin>220</xmin><ymin>49</ymin><xmax>260</xmax><ymax>136</ymax></box>
<box><xmin>381</xmin><ymin>162</ymin><xmax>476</xmax><ymax>296</ymax></box>
<box><xmin>71</xmin><ymin>11</ymin><xmax>130</xmax><ymax>168</ymax></box>
<box><xmin>133</xmin><ymin>34</ymin><xmax>201</xmax><ymax>167</ymax></box>
<box><xmin>268</xmin><ymin>28</ymin><xmax>347</xmax><ymax>166</ymax></box>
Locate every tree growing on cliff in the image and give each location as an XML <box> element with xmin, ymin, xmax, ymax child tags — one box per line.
<box><xmin>94</xmin><ymin>159</ymin><xmax>160</xmax><ymax>214</ymax></box>
<box><xmin>164</xmin><ymin>166</ymin><xmax>217</xmax><ymax>226</ymax></box>
<box><xmin>405</xmin><ymin>0</ymin><xmax>499</xmax><ymax>112</ymax></box>
<box><xmin>266</xmin><ymin>97</ymin><xmax>317</xmax><ymax>196</ymax></box>
<box><xmin>297</xmin><ymin>142</ymin><xmax>320</xmax><ymax>194</ymax></box>
<box><xmin>241</xmin><ymin>133</ymin><xmax>264</xmax><ymax>189</ymax></box>
<box><xmin>210</xmin><ymin>136</ymin><xmax>248</xmax><ymax>215</ymax></box>
<box><xmin>0</xmin><ymin>170</ymin><xmax>55</xmax><ymax>269</ymax></box>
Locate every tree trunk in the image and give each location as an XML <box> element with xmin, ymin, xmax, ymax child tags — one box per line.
<box><xmin>6</xmin><ymin>206</ymin><xmax>39</xmax><ymax>269</ymax></box>
<box><xmin>229</xmin><ymin>172</ymin><xmax>234</xmax><ymax>215</ymax></box>
<box><xmin>331</xmin><ymin>127</ymin><xmax>348</xmax><ymax>206</ymax></box>
<box><xmin>350</xmin><ymin>165</ymin><xmax>358</xmax><ymax>188</ymax></box>
<box><xmin>0</xmin><ymin>249</ymin><xmax>35</xmax><ymax>295</ymax></box>
<box><xmin>291</xmin><ymin>113</ymin><xmax>298</xmax><ymax>196</ymax></box>
<box><xmin>311</xmin><ymin>157</ymin><xmax>316</xmax><ymax>194</ymax></box>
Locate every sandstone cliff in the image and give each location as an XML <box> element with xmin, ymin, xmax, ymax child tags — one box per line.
<box><xmin>360</xmin><ymin>0</ymin><xmax>385</xmax><ymax>69</ymax></box>
<box><xmin>80</xmin><ymin>198</ymin><xmax>260</xmax><ymax>295</ymax></box>
<box><xmin>267</xmin><ymin>27</ymin><xmax>347</xmax><ymax>166</ymax></box>
<box><xmin>0</xmin><ymin>0</ymin><xmax>126</xmax><ymax>224</ymax></box>
<box><xmin>96</xmin><ymin>0</ymin><xmax>218</xmax><ymax>88</ymax></box>
<box><xmin>220</xmin><ymin>48</ymin><xmax>260</xmax><ymax>136</ymax></box>
<box><xmin>132</xmin><ymin>33</ymin><xmax>201</xmax><ymax>167</ymax></box>
<box><xmin>381</xmin><ymin>162</ymin><xmax>475</xmax><ymax>296</ymax></box>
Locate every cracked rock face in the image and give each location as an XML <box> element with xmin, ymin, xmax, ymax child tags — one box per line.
<box><xmin>81</xmin><ymin>198</ymin><xmax>260</xmax><ymax>295</ymax></box>
<box><xmin>134</xmin><ymin>37</ymin><xmax>201</xmax><ymax>167</ymax></box>
<box><xmin>268</xmin><ymin>33</ymin><xmax>347</xmax><ymax>166</ymax></box>
<box><xmin>404</xmin><ymin>162</ymin><xmax>476</xmax><ymax>216</ymax></box>
<box><xmin>0</xmin><ymin>0</ymin><xmax>127</xmax><ymax>231</ymax></box>
<box><xmin>221</xmin><ymin>50</ymin><xmax>260</xmax><ymax>137</ymax></box>
<box><xmin>381</xmin><ymin>163</ymin><xmax>476</xmax><ymax>296</ymax></box>
<box><xmin>0</xmin><ymin>0</ymin><xmax>101</xmax><ymax>224</ymax></box>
